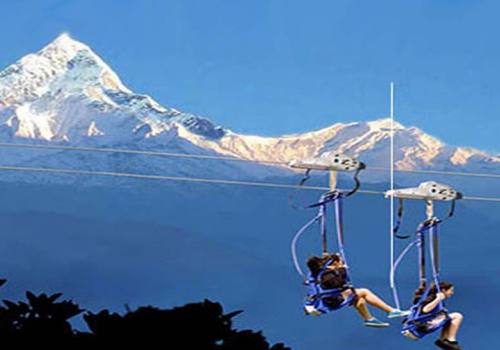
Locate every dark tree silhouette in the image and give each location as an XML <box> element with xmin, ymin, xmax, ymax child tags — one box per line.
<box><xmin>83</xmin><ymin>299</ymin><xmax>289</xmax><ymax>349</ymax></box>
<box><xmin>0</xmin><ymin>290</ymin><xmax>83</xmax><ymax>344</ymax></box>
<box><xmin>221</xmin><ymin>330</ymin><xmax>290</xmax><ymax>350</ymax></box>
<box><xmin>0</xmin><ymin>281</ymin><xmax>290</xmax><ymax>349</ymax></box>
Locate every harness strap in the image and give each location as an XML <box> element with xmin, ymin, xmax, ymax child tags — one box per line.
<box><xmin>436</xmin><ymin>199</ymin><xmax>456</xmax><ymax>225</ymax></box>
<box><xmin>429</xmin><ymin>223</ymin><xmax>445</xmax><ymax>311</ymax></box>
<box><xmin>406</xmin><ymin>221</ymin><xmax>449</xmax><ymax>325</ymax></box>
<box><xmin>344</xmin><ymin>167</ymin><xmax>363</xmax><ymax>197</ymax></box>
<box><xmin>294</xmin><ymin>182</ymin><xmax>358</xmax><ymax>314</ymax></box>
<box><xmin>291</xmin><ymin>212</ymin><xmax>323</xmax><ymax>279</ymax></box>
<box><xmin>307</xmin><ymin>191</ymin><xmax>341</xmax><ymax>208</ymax></box>
<box><xmin>288</xmin><ymin>169</ymin><xmax>312</xmax><ymax>210</ymax></box>
<box><xmin>390</xmin><ymin>238</ymin><xmax>419</xmax><ymax>308</ymax></box>
<box><xmin>299</xmin><ymin>169</ymin><xmax>312</xmax><ymax>186</ymax></box>
<box><xmin>334</xmin><ymin>195</ymin><xmax>347</xmax><ymax>267</ymax></box>
<box><xmin>394</xmin><ymin>198</ymin><xmax>410</xmax><ymax>239</ymax></box>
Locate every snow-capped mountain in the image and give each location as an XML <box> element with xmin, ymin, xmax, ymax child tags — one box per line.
<box><xmin>0</xmin><ymin>33</ymin><xmax>498</xmax><ymax>186</ymax></box>
<box><xmin>0</xmin><ymin>33</ymin><xmax>225</xmax><ymax>142</ymax></box>
<box><xmin>197</xmin><ymin>118</ymin><xmax>500</xmax><ymax>172</ymax></box>
<box><xmin>0</xmin><ymin>33</ymin><xmax>276</xmax><ymax>183</ymax></box>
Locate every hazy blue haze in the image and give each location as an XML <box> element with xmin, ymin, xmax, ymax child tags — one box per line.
<box><xmin>0</xmin><ymin>179</ymin><xmax>496</xmax><ymax>349</ymax></box>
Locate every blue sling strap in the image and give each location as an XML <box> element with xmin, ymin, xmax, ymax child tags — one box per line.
<box><xmin>292</xmin><ymin>192</ymin><xmax>357</xmax><ymax>315</ymax></box>
<box><xmin>401</xmin><ymin>221</ymin><xmax>452</xmax><ymax>339</ymax></box>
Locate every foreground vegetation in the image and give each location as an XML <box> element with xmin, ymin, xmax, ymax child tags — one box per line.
<box><xmin>0</xmin><ymin>281</ymin><xmax>289</xmax><ymax>348</ymax></box>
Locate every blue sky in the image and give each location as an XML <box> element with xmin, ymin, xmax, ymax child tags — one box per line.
<box><xmin>1</xmin><ymin>0</ymin><xmax>499</xmax><ymax>152</ymax></box>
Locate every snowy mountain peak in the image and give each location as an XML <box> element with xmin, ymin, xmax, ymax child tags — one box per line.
<box><xmin>0</xmin><ymin>33</ymin><xmax>132</xmax><ymax>106</ymax></box>
<box><xmin>367</xmin><ymin>118</ymin><xmax>404</xmax><ymax>131</ymax></box>
<box><xmin>45</xmin><ymin>32</ymin><xmax>89</xmax><ymax>55</ymax></box>
<box><xmin>39</xmin><ymin>33</ymin><xmax>130</xmax><ymax>92</ymax></box>
<box><xmin>53</xmin><ymin>33</ymin><xmax>83</xmax><ymax>47</ymax></box>
<box><xmin>0</xmin><ymin>33</ymin><xmax>226</xmax><ymax>142</ymax></box>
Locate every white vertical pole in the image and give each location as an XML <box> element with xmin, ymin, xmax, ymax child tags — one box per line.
<box><xmin>390</xmin><ymin>82</ymin><xmax>395</xmax><ymax>267</ymax></box>
<box><xmin>389</xmin><ymin>82</ymin><xmax>400</xmax><ymax>308</ymax></box>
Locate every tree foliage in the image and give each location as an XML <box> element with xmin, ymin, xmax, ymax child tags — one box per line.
<box><xmin>0</xmin><ymin>283</ymin><xmax>289</xmax><ymax>349</ymax></box>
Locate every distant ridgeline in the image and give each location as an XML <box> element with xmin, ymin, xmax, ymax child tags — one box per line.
<box><xmin>0</xmin><ymin>285</ymin><xmax>289</xmax><ymax>348</ymax></box>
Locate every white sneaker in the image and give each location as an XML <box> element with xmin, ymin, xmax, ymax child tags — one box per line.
<box><xmin>304</xmin><ymin>305</ymin><xmax>322</xmax><ymax>316</ymax></box>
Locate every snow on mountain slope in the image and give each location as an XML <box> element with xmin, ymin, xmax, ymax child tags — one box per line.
<box><xmin>0</xmin><ymin>33</ymin><xmax>498</xmax><ymax>186</ymax></box>
<box><xmin>0</xmin><ymin>34</ymin><xmax>281</xmax><ymax>182</ymax></box>
<box><xmin>185</xmin><ymin>117</ymin><xmax>500</xmax><ymax>175</ymax></box>
<box><xmin>0</xmin><ymin>33</ymin><xmax>225</xmax><ymax>142</ymax></box>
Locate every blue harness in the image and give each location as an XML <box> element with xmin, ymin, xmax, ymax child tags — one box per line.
<box><xmin>303</xmin><ymin>259</ymin><xmax>356</xmax><ymax>315</ymax></box>
<box><xmin>395</xmin><ymin>220</ymin><xmax>452</xmax><ymax>339</ymax></box>
<box><xmin>292</xmin><ymin>192</ymin><xmax>357</xmax><ymax>315</ymax></box>
<box><xmin>402</xmin><ymin>286</ymin><xmax>451</xmax><ymax>339</ymax></box>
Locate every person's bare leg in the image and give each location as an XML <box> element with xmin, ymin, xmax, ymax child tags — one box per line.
<box><xmin>354</xmin><ymin>297</ymin><xmax>373</xmax><ymax>320</ymax></box>
<box><xmin>342</xmin><ymin>290</ymin><xmax>372</xmax><ymax>321</ymax></box>
<box><xmin>440</xmin><ymin>325</ymin><xmax>449</xmax><ymax>341</ymax></box>
<box><xmin>355</xmin><ymin>288</ymin><xmax>394</xmax><ymax>313</ymax></box>
<box><xmin>445</xmin><ymin>313</ymin><xmax>463</xmax><ymax>342</ymax></box>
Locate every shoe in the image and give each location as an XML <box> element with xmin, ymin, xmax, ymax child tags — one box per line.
<box><xmin>304</xmin><ymin>305</ymin><xmax>322</xmax><ymax>316</ymax></box>
<box><xmin>435</xmin><ymin>339</ymin><xmax>462</xmax><ymax>350</ymax></box>
<box><xmin>435</xmin><ymin>339</ymin><xmax>447</xmax><ymax>349</ymax></box>
<box><xmin>387</xmin><ymin>309</ymin><xmax>411</xmax><ymax>318</ymax></box>
<box><xmin>402</xmin><ymin>330</ymin><xmax>419</xmax><ymax>340</ymax></box>
<box><xmin>364</xmin><ymin>318</ymin><xmax>390</xmax><ymax>327</ymax></box>
<box><xmin>443</xmin><ymin>340</ymin><xmax>462</xmax><ymax>350</ymax></box>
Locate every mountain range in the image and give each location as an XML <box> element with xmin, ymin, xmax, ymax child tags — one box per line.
<box><xmin>0</xmin><ymin>34</ymin><xmax>497</xmax><ymax>350</ymax></box>
<box><xmin>0</xmin><ymin>33</ymin><xmax>498</xmax><ymax>185</ymax></box>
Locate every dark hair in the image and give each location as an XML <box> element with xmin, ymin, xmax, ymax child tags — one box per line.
<box><xmin>306</xmin><ymin>253</ymin><xmax>341</xmax><ymax>277</ymax></box>
<box><xmin>306</xmin><ymin>256</ymin><xmax>323</xmax><ymax>277</ymax></box>
<box><xmin>413</xmin><ymin>281</ymin><xmax>454</xmax><ymax>305</ymax></box>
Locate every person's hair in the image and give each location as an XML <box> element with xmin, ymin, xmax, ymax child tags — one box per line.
<box><xmin>306</xmin><ymin>253</ymin><xmax>341</xmax><ymax>277</ymax></box>
<box><xmin>413</xmin><ymin>281</ymin><xmax>454</xmax><ymax>305</ymax></box>
<box><xmin>306</xmin><ymin>256</ymin><xmax>323</xmax><ymax>277</ymax></box>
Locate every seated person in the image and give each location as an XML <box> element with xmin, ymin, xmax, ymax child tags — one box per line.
<box><xmin>412</xmin><ymin>282</ymin><xmax>463</xmax><ymax>350</ymax></box>
<box><xmin>307</xmin><ymin>253</ymin><xmax>409</xmax><ymax>327</ymax></box>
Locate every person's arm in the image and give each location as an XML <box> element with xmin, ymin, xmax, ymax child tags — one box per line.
<box><xmin>422</xmin><ymin>293</ymin><xmax>445</xmax><ymax>313</ymax></box>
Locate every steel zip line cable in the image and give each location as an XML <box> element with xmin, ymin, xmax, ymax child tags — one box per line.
<box><xmin>0</xmin><ymin>165</ymin><xmax>370</xmax><ymax>193</ymax></box>
<box><xmin>368</xmin><ymin>166</ymin><xmax>500</xmax><ymax>179</ymax></box>
<box><xmin>0</xmin><ymin>142</ymin><xmax>285</xmax><ymax>165</ymax></box>
<box><xmin>0</xmin><ymin>165</ymin><xmax>499</xmax><ymax>203</ymax></box>
<box><xmin>0</xmin><ymin>142</ymin><xmax>499</xmax><ymax>180</ymax></box>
